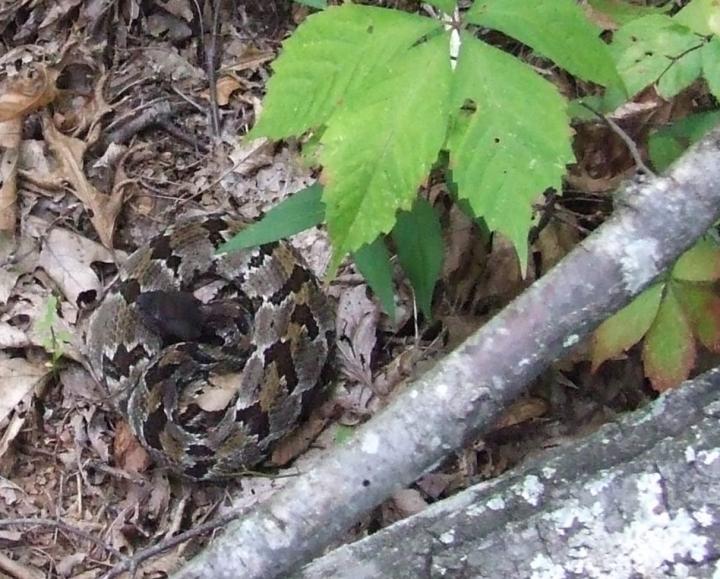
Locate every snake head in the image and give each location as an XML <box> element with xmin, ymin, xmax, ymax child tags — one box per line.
<box><xmin>135</xmin><ymin>290</ymin><xmax>204</xmax><ymax>342</ymax></box>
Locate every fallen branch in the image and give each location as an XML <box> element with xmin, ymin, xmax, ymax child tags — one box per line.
<box><xmin>171</xmin><ymin>127</ymin><xmax>720</xmax><ymax>578</ymax></box>
<box><xmin>300</xmin><ymin>365</ymin><xmax>720</xmax><ymax>577</ymax></box>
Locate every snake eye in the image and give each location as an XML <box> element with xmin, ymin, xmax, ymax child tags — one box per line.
<box><xmin>199</xmin><ymin>300</ymin><xmax>254</xmax><ymax>346</ymax></box>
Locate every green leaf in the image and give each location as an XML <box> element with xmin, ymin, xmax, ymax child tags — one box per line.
<box><xmin>588</xmin><ymin>0</ymin><xmax>671</xmax><ymax>27</ymax></box>
<box><xmin>591</xmin><ymin>282</ymin><xmax>664</xmax><ymax>371</ymax></box>
<box><xmin>448</xmin><ymin>33</ymin><xmax>574</xmax><ymax>271</ymax></box>
<box><xmin>568</xmin><ymin>84</ymin><xmax>631</xmax><ymax>120</ymax></box>
<box><xmin>353</xmin><ymin>237</ymin><xmax>396</xmax><ymax>318</ymax></box>
<box><xmin>250</xmin><ymin>5</ymin><xmax>440</xmax><ymax>139</ymax></box>
<box><xmin>642</xmin><ymin>284</ymin><xmax>696</xmax><ymax>391</ymax></box>
<box><xmin>35</xmin><ymin>295</ymin><xmax>71</xmax><ymax>365</ymax></box>
<box><xmin>674</xmin><ymin>0</ymin><xmax>720</xmax><ymax>36</ymax></box>
<box><xmin>702</xmin><ymin>36</ymin><xmax>720</xmax><ymax>100</ymax></box>
<box><xmin>567</xmin><ymin>95</ymin><xmax>606</xmax><ymax>121</ymax></box>
<box><xmin>321</xmin><ymin>32</ymin><xmax>452</xmax><ymax>270</ymax></box>
<box><xmin>36</xmin><ymin>294</ymin><xmax>59</xmax><ymax>338</ymax></box>
<box><xmin>293</xmin><ymin>0</ymin><xmax>327</xmax><ymax>9</ymax></box>
<box><xmin>610</xmin><ymin>15</ymin><xmax>704</xmax><ymax>99</ymax></box>
<box><xmin>424</xmin><ymin>0</ymin><xmax>456</xmax><ymax>14</ymax></box>
<box><xmin>648</xmin><ymin>110</ymin><xmax>720</xmax><ymax>171</ymax></box>
<box><xmin>392</xmin><ymin>198</ymin><xmax>443</xmax><ymax>318</ymax></box>
<box><xmin>671</xmin><ymin>238</ymin><xmax>720</xmax><ymax>282</ymax></box>
<box><xmin>674</xmin><ymin>281</ymin><xmax>720</xmax><ymax>352</ymax></box>
<box><xmin>467</xmin><ymin>0</ymin><xmax>619</xmax><ymax>87</ymax></box>
<box><xmin>217</xmin><ymin>184</ymin><xmax>324</xmax><ymax>254</ymax></box>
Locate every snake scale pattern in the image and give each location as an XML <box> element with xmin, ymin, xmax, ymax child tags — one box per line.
<box><xmin>86</xmin><ymin>215</ymin><xmax>334</xmax><ymax>480</ymax></box>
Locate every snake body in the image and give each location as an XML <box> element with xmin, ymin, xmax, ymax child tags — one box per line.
<box><xmin>86</xmin><ymin>215</ymin><xmax>334</xmax><ymax>480</ymax></box>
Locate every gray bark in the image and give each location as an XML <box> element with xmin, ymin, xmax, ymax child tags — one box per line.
<box><xmin>300</xmin><ymin>366</ymin><xmax>720</xmax><ymax>578</ymax></box>
<box><xmin>172</xmin><ymin>129</ymin><xmax>720</xmax><ymax>579</ymax></box>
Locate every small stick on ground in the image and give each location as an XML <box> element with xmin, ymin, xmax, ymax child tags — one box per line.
<box><xmin>580</xmin><ymin>102</ymin><xmax>656</xmax><ymax>177</ymax></box>
<box><xmin>100</xmin><ymin>100</ymin><xmax>199</xmax><ymax>151</ymax></box>
<box><xmin>0</xmin><ymin>549</ymin><xmax>43</xmax><ymax>579</ymax></box>
<box><xmin>0</xmin><ymin>517</ymin><xmax>127</xmax><ymax>563</ymax></box>
<box><xmin>205</xmin><ymin>0</ymin><xmax>224</xmax><ymax>139</ymax></box>
<box><xmin>102</xmin><ymin>506</ymin><xmax>248</xmax><ymax>579</ymax></box>
<box><xmin>158</xmin><ymin>118</ymin><xmax>209</xmax><ymax>153</ymax></box>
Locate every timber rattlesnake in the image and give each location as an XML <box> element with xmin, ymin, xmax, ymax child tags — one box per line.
<box><xmin>86</xmin><ymin>215</ymin><xmax>334</xmax><ymax>480</ymax></box>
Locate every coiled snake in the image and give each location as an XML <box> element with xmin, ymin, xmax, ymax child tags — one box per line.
<box><xmin>86</xmin><ymin>215</ymin><xmax>334</xmax><ymax>480</ymax></box>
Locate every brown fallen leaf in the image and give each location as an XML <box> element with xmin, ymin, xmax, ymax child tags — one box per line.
<box><xmin>55</xmin><ymin>552</ymin><xmax>86</xmax><ymax>577</ymax></box>
<box><xmin>0</xmin><ymin>65</ymin><xmax>58</xmax><ymax>123</ymax></box>
<box><xmin>0</xmin><ymin>66</ymin><xmax>51</xmax><ymax>239</ymax></box>
<box><xmin>416</xmin><ymin>472</ymin><xmax>453</xmax><ymax>499</ymax></box>
<box><xmin>390</xmin><ymin>488</ymin><xmax>428</xmax><ymax>517</ymax></box>
<box><xmin>214</xmin><ymin>76</ymin><xmax>243</xmax><ymax>106</ymax></box>
<box><xmin>0</xmin><ymin>322</ymin><xmax>28</xmax><ymax>349</ymax></box>
<box><xmin>36</xmin><ymin>223</ymin><xmax>117</xmax><ymax>307</ymax></box>
<box><xmin>492</xmin><ymin>397</ymin><xmax>549</xmax><ymax>430</ymax></box>
<box><xmin>0</xmin><ymin>551</ymin><xmax>44</xmax><ymax>579</ymax></box>
<box><xmin>43</xmin><ymin>115</ymin><xmax>125</xmax><ymax>247</ymax></box>
<box><xmin>442</xmin><ymin>314</ymin><xmax>486</xmax><ymax>351</ymax></box>
<box><xmin>38</xmin><ymin>0</ymin><xmax>84</xmax><ymax>29</ymax></box>
<box><xmin>148</xmin><ymin>11</ymin><xmax>192</xmax><ymax>42</ymax></box>
<box><xmin>270</xmin><ymin>402</ymin><xmax>333</xmax><ymax>467</ymax></box>
<box><xmin>336</xmin><ymin>284</ymin><xmax>379</xmax><ymax>388</ymax></box>
<box><xmin>200</xmin><ymin>75</ymin><xmax>246</xmax><ymax>107</ymax></box>
<box><xmin>113</xmin><ymin>420</ymin><xmax>151</xmax><ymax>476</ymax></box>
<box><xmin>0</xmin><ymin>117</ymin><xmax>20</xmax><ymax>236</ymax></box>
<box><xmin>372</xmin><ymin>347</ymin><xmax>425</xmax><ymax>397</ymax></box>
<box><xmin>0</xmin><ymin>354</ymin><xmax>49</xmax><ymax>425</ymax></box>
<box><xmin>1</xmin><ymin>278</ymin><xmax>84</xmax><ymax>362</ymax></box>
<box><xmin>534</xmin><ymin>220</ymin><xmax>581</xmax><ymax>274</ymax></box>
<box><xmin>473</xmin><ymin>233</ymin><xmax>532</xmax><ymax>309</ymax></box>
<box><xmin>54</xmin><ymin>67</ymin><xmax>113</xmax><ymax>137</ymax></box>
<box><xmin>158</xmin><ymin>0</ymin><xmax>194</xmax><ymax>21</ymax></box>
<box><xmin>0</xmin><ymin>355</ymin><xmax>50</xmax><ymax>461</ymax></box>
<box><xmin>223</xmin><ymin>47</ymin><xmax>275</xmax><ymax>73</ymax></box>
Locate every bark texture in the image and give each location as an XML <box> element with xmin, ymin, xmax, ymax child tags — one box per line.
<box><xmin>172</xmin><ymin>129</ymin><xmax>720</xmax><ymax>579</ymax></box>
<box><xmin>300</xmin><ymin>366</ymin><xmax>720</xmax><ymax>578</ymax></box>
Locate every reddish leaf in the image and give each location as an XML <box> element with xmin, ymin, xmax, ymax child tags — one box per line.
<box><xmin>113</xmin><ymin>421</ymin><xmax>151</xmax><ymax>475</ymax></box>
<box><xmin>591</xmin><ymin>283</ymin><xmax>663</xmax><ymax>371</ymax></box>
<box><xmin>642</xmin><ymin>285</ymin><xmax>696</xmax><ymax>392</ymax></box>
<box><xmin>674</xmin><ymin>281</ymin><xmax>720</xmax><ymax>352</ymax></box>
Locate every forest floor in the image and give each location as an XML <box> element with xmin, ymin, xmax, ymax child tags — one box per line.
<box><xmin>0</xmin><ymin>1</ymin><xmax>714</xmax><ymax>577</ymax></box>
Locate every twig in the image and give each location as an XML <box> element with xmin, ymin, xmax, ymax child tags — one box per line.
<box><xmin>176</xmin><ymin>146</ymin><xmax>263</xmax><ymax>208</ymax></box>
<box><xmin>580</xmin><ymin>102</ymin><xmax>656</xmax><ymax>177</ymax></box>
<box><xmin>0</xmin><ymin>518</ymin><xmax>127</xmax><ymax>563</ymax></box>
<box><xmin>82</xmin><ymin>459</ymin><xmax>150</xmax><ymax>484</ymax></box>
<box><xmin>103</xmin><ymin>96</ymin><xmax>170</xmax><ymax>134</ymax></box>
<box><xmin>656</xmin><ymin>42</ymin><xmax>705</xmax><ymax>91</ymax></box>
<box><xmin>206</xmin><ymin>0</ymin><xmax>224</xmax><ymax>139</ymax></box>
<box><xmin>0</xmin><ymin>550</ymin><xmax>43</xmax><ymax>579</ymax></box>
<box><xmin>158</xmin><ymin>118</ymin><xmax>209</xmax><ymax>153</ymax></box>
<box><xmin>528</xmin><ymin>189</ymin><xmax>558</xmax><ymax>244</ymax></box>
<box><xmin>102</xmin><ymin>506</ymin><xmax>247</xmax><ymax>579</ymax></box>
<box><xmin>100</xmin><ymin>100</ymin><xmax>198</xmax><ymax>151</ymax></box>
<box><xmin>171</xmin><ymin>86</ymin><xmax>207</xmax><ymax>113</ymax></box>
